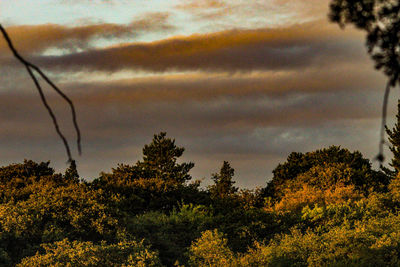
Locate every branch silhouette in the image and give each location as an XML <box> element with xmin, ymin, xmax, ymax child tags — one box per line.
<box><xmin>0</xmin><ymin>24</ymin><xmax>81</xmax><ymax>162</ymax></box>
<box><xmin>377</xmin><ymin>80</ymin><xmax>392</xmax><ymax>164</ymax></box>
<box><xmin>329</xmin><ymin>0</ymin><xmax>400</xmax><ymax>164</ymax></box>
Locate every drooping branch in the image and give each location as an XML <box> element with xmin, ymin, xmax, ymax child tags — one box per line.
<box><xmin>376</xmin><ymin>80</ymin><xmax>392</xmax><ymax>164</ymax></box>
<box><xmin>329</xmin><ymin>0</ymin><xmax>400</xmax><ymax>164</ymax></box>
<box><xmin>0</xmin><ymin>24</ymin><xmax>81</xmax><ymax>162</ymax></box>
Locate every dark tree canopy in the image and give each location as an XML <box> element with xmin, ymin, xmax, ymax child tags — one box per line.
<box><xmin>386</xmin><ymin>100</ymin><xmax>400</xmax><ymax>175</ymax></box>
<box><xmin>209</xmin><ymin>161</ymin><xmax>238</xmax><ymax>199</ymax></box>
<box><xmin>330</xmin><ymin>0</ymin><xmax>400</xmax><ymax>86</ymax></box>
<box><xmin>0</xmin><ymin>160</ymin><xmax>54</xmax><ymax>184</ymax></box>
<box><xmin>1</xmin><ymin>134</ymin><xmax>400</xmax><ymax>266</ymax></box>
<box><xmin>134</xmin><ymin>132</ymin><xmax>194</xmax><ymax>183</ymax></box>
<box><xmin>99</xmin><ymin>132</ymin><xmax>194</xmax><ymax>185</ymax></box>
<box><xmin>64</xmin><ymin>160</ymin><xmax>79</xmax><ymax>182</ymax></box>
<box><xmin>265</xmin><ymin>146</ymin><xmax>388</xmax><ymax>199</ymax></box>
<box><xmin>91</xmin><ymin>132</ymin><xmax>203</xmax><ymax>215</ymax></box>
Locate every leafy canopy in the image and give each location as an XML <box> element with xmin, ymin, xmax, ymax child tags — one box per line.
<box><xmin>209</xmin><ymin>161</ymin><xmax>238</xmax><ymax>199</ymax></box>
<box><xmin>135</xmin><ymin>132</ymin><xmax>194</xmax><ymax>183</ymax></box>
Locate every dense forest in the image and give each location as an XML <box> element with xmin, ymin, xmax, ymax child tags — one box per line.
<box><xmin>1</xmin><ymin>109</ymin><xmax>400</xmax><ymax>266</ymax></box>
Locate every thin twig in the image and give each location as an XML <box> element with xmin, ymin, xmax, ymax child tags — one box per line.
<box><xmin>0</xmin><ymin>24</ymin><xmax>81</xmax><ymax>162</ymax></box>
<box><xmin>25</xmin><ymin>65</ymin><xmax>73</xmax><ymax>161</ymax></box>
<box><xmin>377</xmin><ymin>80</ymin><xmax>392</xmax><ymax>164</ymax></box>
<box><xmin>27</xmin><ymin>62</ymin><xmax>81</xmax><ymax>155</ymax></box>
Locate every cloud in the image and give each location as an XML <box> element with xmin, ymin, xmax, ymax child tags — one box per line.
<box><xmin>28</xmin><ymin>20</ymin><xmax>364</xmax><ymax>73</ymax></box>
<box><xmin>176</xmin><ymin>0</ymin><xmax>330</xmax><ymax>26</ymax></box>
<box><xmin>62</xmin><ymin>65</ymin><xmax>384</xmax><ymax>104</ymax></box>
<box><xmin>0</xmin><ymin>89</ymin><xmax>386</xmax><ymax>142</ymax></box>
<box><xmin>58</xmin><ymin>0</ymin><xmax>119</xmax><ymax>3</ymax></box>
<box><xmin>176</xmin><ymin>0</ymin><xmax>228</xmax><ymax>19</ymax></box>
<box><xmin>0</xmin><ymin>12</ymin><xmax>174</xmax><ymax>55</ymax></box>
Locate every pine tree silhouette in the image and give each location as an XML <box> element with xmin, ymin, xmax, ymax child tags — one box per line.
<box><xmin>385</xmin><ymin>100</ymin><xmax>400</xmax><ymax>176</ymax></box>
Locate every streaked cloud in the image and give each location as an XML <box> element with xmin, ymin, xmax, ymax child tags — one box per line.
<box><xmin>0</xmin><ymin>12</ymin><xmax>174</xmax><ymax>55</ymax></box>
<box><xmin>25</xmin><ymin>20</ymin><xmax>364</xmax><ymax>73</ymax></box>
<box><xmin>62</xmin><ymin>65</ymin><xmax>384</xmax><ymax>103</ymax></box>
<box><xmin>176</xmin><ymin>0</ymin><xmax>330</xmax><ymax>27</ymax></box>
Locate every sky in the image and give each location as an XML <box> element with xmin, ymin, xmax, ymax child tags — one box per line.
<box><xmin>0</xmin><ymin>0</ymin><xmax>397</xmax><ymax>188</ymax></box>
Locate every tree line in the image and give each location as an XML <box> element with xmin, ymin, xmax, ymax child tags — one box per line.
<box><xmin>0</xmin><ymin>109</ymin><xmax>400</xmax><ymax>266</ymax></box>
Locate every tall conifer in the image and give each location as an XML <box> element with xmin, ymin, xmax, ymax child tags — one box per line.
<box><xmin>209</xmin><ymin>161</ymin><xmax>238</xmax><ymax>199</ymax></box>
<box><xmin>386</xmin><ymin>100</ymin><xmax>400</xmax><ymax>175</ymax></box>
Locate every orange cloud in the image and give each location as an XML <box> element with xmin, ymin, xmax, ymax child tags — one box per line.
<box><xmin>176</xmin><ymin>0</ymin><xmax>226</xmax><ymax>10</ymax></box>
<box><xmin>0</xmin><ymin>12</ymin><xmax>174</xmax><ymax>55</ymax></box>
<box><xmin>62</xmin><ymin>65</ymin><xmax>383</xmax><ymax>104</ymax></box>
<box><xmin>32</xmin><ymin>20</ymin><xmax>364</xmax><ymax>73</ymax></box>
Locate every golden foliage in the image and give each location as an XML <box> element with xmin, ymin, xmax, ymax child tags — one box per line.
<box><xmin>271</xmin><ymin>183</ymin><xmax>363</xmax><ymax>214</ymax></box>
<box><xmin>17</xmin><ymin>239</ymin><xmax>161</xmax><ymax>267</ymax></box>
<box><xmin>188</xmin><ymin>229</ymin><xmax>234</xmax><ymax>267</ymax></box>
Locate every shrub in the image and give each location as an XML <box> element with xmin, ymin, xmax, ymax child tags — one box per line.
<box><xmin>188</xmin><ymin>229</ymin><xmax>234</xmax><ymax>267</ymax></box>
<box><xmin>17</xmin><ymin>239</ymin><xmax>161</xmax><ymax>267</ymax></box>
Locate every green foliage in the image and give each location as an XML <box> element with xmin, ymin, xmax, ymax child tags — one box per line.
<box><xmin>2</xmin><ymin>133</ymin><xmax>400</xmax><ymax>266</ymax></box>
<box><xmin>190</xmin><ymin>208</ymin><xmax>400</xmax><ymax>266</ymax></box>
<box><xmin>17</xmin><ymin>239</ymin><xmax>161</xmax><ymax>267</ymax></box>
<box><xmin>239</xmin><ymin>212</ymin><xmax>400</xmax><ymax>267</ymax></box>
<box><xmin>64</xmin><ymin>160</ymin><xmax>80</xmax><ymax>183</ymax></box>
<box><xmin>389</xmin><ymin>173</ymin><xmax>400</xmax><ymax>202</ymax></box>
<box><xmin>0</xmin><ymin>181</ymin><xmax>123</xmax><ymax>264</ymax></box>
<box><xmin>94</xmin><ymin>174</ymin><xmax>207</xmax><ymax>214</ymax></box>
<box><xmin>209</xmin><ymin>161</ymin><xmax>238</xmax><ymax>199</ymax></box>
<box><xmin>0</xmin><ymin>248</ymin><xmax>11</xmax><ymax>266</ymax></box>
<box><xmin>126</xmin><ymin>204</ymin><xmax>214</xmax><ymax>266</ymax></box>
<box><xmin>92</xmin><ymin>132</ymin><xmax>205</xmax><ymax>215</ymax></box>
<box><xmin>95</xmin><ymin>131</ymin><xmax>196</xmax><ymax>189</ymax></box>
<box><xmin>265</xmin><ymin>146</ymin><xmax>389</xmax><ymax>200</ymax></box>
<box><xmin>212</xmin><ymin>207</ymin><xmax>278</xmax><ymax>253</ymax></box>
<box><xmin>0</xmin><ymin>160</ymin><xmax>65</xmax><ymax>203</ymax></box>
<box><xmin>188</xmin><ymin>229</ymin><xmax>234</xmax><ymax>267</ymax></box>
<box><xmin>0</xmin><ymin>160</ymin><xmax>55</xmax><ymax>185</ymax></box>
<box><xmin>386</xmin><ymin>100</ymin><xmax>400</xmax><ymax>176</ymax></box>
<box><xmin>134</xmin><ymin>132</ymin><xmax>194</xmax><ymax>183</ymax></box>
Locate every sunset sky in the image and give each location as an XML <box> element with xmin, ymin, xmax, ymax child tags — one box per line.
<box><xmin>0</xmin><ymin>0</ymin><xmax>397</xmax><ymax>188</ymax></box>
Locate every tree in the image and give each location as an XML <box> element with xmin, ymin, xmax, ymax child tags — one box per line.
<box><xmin>264</xmin><ymin>146</ymin><xmax>388</xmax><ymax>200</ymax></box>
<box><xmin>385</xmin><ymin>100</ymin><xmax>400</xmax><ymax>176</ymax></box>
<box><xmin>134</xmin><ymin>132</ymin><xmax>194</xmax><ymax>184</ymax></box>
<box><xmin>93</xmin><ymin>133</ymin><xmax>204</xmax><ymax>214</ymax></box>
<box><xmin>0</xmin><ymin>160</ymin><xmax>54</xmax><ymax>184</ymax></box>
<box><xmin>329</xmin><ymin>0</ymin><xmax>400</xmax><ymax>86</ymax></box>
<box><xmin>188</xmin><ymin>229</ymin><xmax>234</xmax><ymax>267</ymax></box>
<box><xmin>0</xmin><ymin>160</ymin><xmax>64</xmax><ymax>203</ymax></box>
<box><xmin>126</xmin><ymin>204</ymin><xmax>214</xmax><ymax>266</ymax></box>
<box><xmin>64</xmin><ymin>160</ymin><xmax>79</xmax><ymax>182</ymax></box>
<box><xmin>17</xmin><ymin>239</ymin><xmax>161</xmax><ymax>267</ymax></box>
<box><xmin>329</xmin><ymin>0</ymin><xmax>400</xmax><ymax>163</ymax></box>
<box><xmin>209</xmin><ymin>161</ymin><xmax>238</xmax><ymax>199</ymax></box>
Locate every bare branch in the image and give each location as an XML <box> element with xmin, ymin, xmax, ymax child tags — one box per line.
<box><xmin>376</xmin><ymin>80</ymin><xmax>392</xmax><ymax>164</ymax></box>
<box><xmin>0</xmin><ymin>24</ymin><xmax>81</xmax><ymax>162</ymax></box>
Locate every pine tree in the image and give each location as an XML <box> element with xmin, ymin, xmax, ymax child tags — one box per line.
<box><xmin>64</xmin><ymin>160</ymin><xmax>79</xmax><ymax>182</ymax></box>
<box><xmin>209</xmin><ymin>161</ymin><xmax>238</xmax><ymax>199</ymax></box>
<box><xmin>134</xmin><ymin>132</ymin><xmax>194</xmax><ymax>183</ymax></box>
<box><xmin>386</xmin><ymin>100</ymin><xmax>400</xmax><ymax>176</ymax></box>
